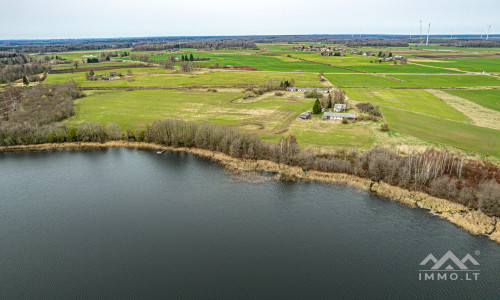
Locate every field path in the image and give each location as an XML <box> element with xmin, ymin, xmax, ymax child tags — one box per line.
<box><xmin>426</xmin><ymin>89</ymin><xmax>500</xmax><ymax>130</ymax></box>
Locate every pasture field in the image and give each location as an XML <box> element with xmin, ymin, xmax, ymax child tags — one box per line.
<box><xmin>51</xmin><ymin>61</ymin><xmax>137</xmax><ymax>71</ymax></box>
<box><xmin>443</xmin><ymin>89</ymin><xmax>500</xmax><ymax>112</ymax></box>
<box><xmin>44</xmin><ymin>67</ymin><xmax>175</xmax><ymax>84</ymax></box>
<box><xmin>414</xmin><ymin>57</ymin><xmax>500</xmax><ymax>73</ymax></box>
<box><xmin>382</xmin><ymin>106</ymin><xmax>500</xmax><ymax>157</ymax></box>
<box><xmin>33</xmin><ymin>43</ymin><xmax>500</xmax><ymax>158</ymax></box>
<box><xmin>31</xmin><ymin>48</ymin><xmax>131</xmax><ymax>61</ymax></box>
<box><xmin>292</xmin><ymin>52</ymin><xmax>461</xmax><ymax>73</ymax></box>
<box><xmin>325</xmin><ymin>74</ymin><xmax>500</xmax><ymax>87</ymax></box>
<box><xmin>47</xmin><ymin>71</ymin><xmax>324</xmax><ymax>87</ymax></box>
<box><xmin>67</xmin><ymin>89</ymin><xmax>380</xmax><ymax>149</ymax></box>
<box><xmin>325</xmin><ymin>74</ymin><xmax>405</xmax><ymax>87</ymax></box>
<box><xmin>391</xmin><ymin>74</ymin><xmax>500</xmax><ymax>87</ymax></box>
<box><xmin>145</xmin><ymin>51</ymin><xmax>346</xmax><ymax>73</ymax></box>
<box><xmin>345</xmin><ymin>89</ymin><xmax>468</xmax><ymax>121</ymax></box>
<box><xmin>284</xmin><ymin>121</ymin><xmax>375</xmax><ymax>149</ymax></box>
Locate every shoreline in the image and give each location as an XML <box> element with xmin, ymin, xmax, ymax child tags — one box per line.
<box><xmin>1</xmin><ymin>141</ymin><xmax>499</xmax><ymax>244</ymax></box>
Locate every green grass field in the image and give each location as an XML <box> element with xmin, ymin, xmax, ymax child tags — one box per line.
<box><xmin>47</xmin><ymin>71</ymin><xmax>324</xmax><ymax>87</ymax></box>
<box><xmin>32</xmin><ymin>44</ymin><xmax>500</xmax><ymax>158</ymax></box>
<box><xmin>51</xmin><ymin>61</ymin><xmax>137</xmax><ymax>71</ymax></box>
<box><xmin>414</xmin><ymin>57</ymin><xmax>500</xmax><ymax>73</ymax></box>
<box><xmin>325</xmin><ymin>74</ymin><xmax>500</xmax><ymax>87</ymax></box>
<box><xmin>292</xmin><ymin>52</ymin><xmax>461</xmax><ymax>73</ymax></box>
<box><xmin>443</xmin><ymin>89</ymin><xmax>500</xmax><ymax>112</ymax></box>
<box><xmin>382</xmin><ymin>106</ymin><xmax>500</xmax><ymax>157</ymax></box>
<box><xmin>30</xmin><ymin>49</ymin><xmax>131</xmax><ymax>61</ymax></box>
<box><xmin>146</xmin><ymin>52</ymin><xmax>344</xmax><ymax>73</ymax></box>
<box><xmin>69</xmin><ymin>89</ymin><xmax>378</xmax><ymax>149</ymax></box>
<box><xmin>285</xmin><ymin>122</ymin><xmax>375</xmax><ymax>149</ymax></box>
<box><xmin>345</xmin><ymin>89</ymin><xmax>468</xmax><ymax>121</ymax></box>
<box><xmin>44</xmin><ymin>67</ymin><xmax>175</xmax><ymax>84</ymax></box>
<box><xmin>391</xmin><ymin>74</ymin><xmax>500</xmax><ymax>87</ymax></box>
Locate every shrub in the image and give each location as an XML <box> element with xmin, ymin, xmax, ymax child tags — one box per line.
<box><xmin>305</xmin><ymin>89</ymin><xmax>323</xmax><ymax>99</ymax></box>
<box><xmin>274</xmin><ymin>91</ymin><xmax>284</xmax><ymax>96</ymax></box>
<box><xmin>380</xmin><ymin>123</ymin><xmax>390</xmax><ymax>131</ymax></box>
<box><xmin>478</xmin><ymin>180</ymin><xmax>500</xmax><ymax>215</ymax></box>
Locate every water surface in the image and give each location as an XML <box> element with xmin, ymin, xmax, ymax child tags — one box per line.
<box><xmin>1</xmin><ymin>149</ymin><xmax>499</xmax><ymax>299</ymax></box>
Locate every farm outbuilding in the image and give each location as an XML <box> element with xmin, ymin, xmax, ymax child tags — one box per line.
<box><xmin>333</xmin><ymin>104</ymin><xmax>347</xmax><ymax>112</ymax></box>
<box><xmin>287</xmin><ymin>87</ymin><xmax>331</xmax><ymax>93</ymax></box>
<box><xmin>298</xmin><ymin>111</ymin><xmax>312</xmax><ymax>120</ymax></box>
<box><xmin>322</xmin><ymin>112</ymin><xmax>356</xmax><ymax>120</ymax></box>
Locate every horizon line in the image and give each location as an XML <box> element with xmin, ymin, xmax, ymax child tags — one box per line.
<box><xmin>1</xmin><ymin>33</ymin><xmax>499</xmax><ymax>42</ymax></box>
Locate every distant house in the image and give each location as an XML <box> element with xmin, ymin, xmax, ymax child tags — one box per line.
<box><xmin>299</xmin><ymin>111</ymin><xmax>312</xmax><ymax>120</ymax></box>
<box><xmin>322</xmin><ymin>112</ymin><xmax>356</xmax><ymax>120</ymax></box>
<box><xmin>394</xmin><ymin>55</ymin><xmax>406</xmax><ymax>60</ymax></box>
<box><xmin>333</xmin><ymin>104</ymin><xmax>347</xmax><ymax>112</ymax></box>
<box><xmin>286</xmin><ymin>87</ymin><xmax>331</xmax><ymax>93</ymax></box>
<box><xmin>110</xmin><ymin>72</ymin><xmax>117</xmax><ymax>77</ymax></box>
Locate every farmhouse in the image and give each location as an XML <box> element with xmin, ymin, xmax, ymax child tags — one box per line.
<box><xmin>110</xmin><ymin>72</ymin><xmax>117</xmax><ymax>77</ymax></box>
<box><xmin>298</xmin><ymin>111</ymin><xmax>312</xmax><ymax>120</ymax></box>
<box><xmin>287</xmin><ymin>87</ymin><xmax>331</xmax><ymax>93</ymax></box>
<box><xmin>333</xmin><ymin>104</ymin><xmax>347</xmax><ymax>112</ymax></box>
<box><xmin>322</xmin><ymin>112</ymin><xmax>356</xmax><ymax>120</ymax></box>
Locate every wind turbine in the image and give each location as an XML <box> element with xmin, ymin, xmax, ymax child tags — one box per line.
<box><xmin>486</xmin><ymin>25</ymin><xmax>491</xmax><ymax>40</ymax></box>
<box><xmin>426</xmin><ymin>23</ymin><xmax>431</xmax><ymax>45</ymax></box>
<box><xmin>419</xmin><ymin>20</ymin><xmax>423</xmax><ymax>44</ymax></box>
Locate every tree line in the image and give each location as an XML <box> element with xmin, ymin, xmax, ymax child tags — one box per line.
<box><xmin>132</xmin><ymin>40</ymin><xmax>258</xmax><ymax>51</ymax></box>
<box><xmin>0</xmin><ymin>117</ymin><xmax>498</xmax><ymax>216</ymax></box>
<box><xmin>440</xmin><ymin>40</ymin><xmax>500</xmax><ymax>48</ymax></box>
<box><xmin>0</xmin><ymin>82</ymin><xmax>83</xmax><ymax>126</ymax></box>
<box><xmin>180</xmin><ymin>54</ymin><xmax>210</xmax><ymax>62</ymax></box>
<box><xmin>0</xmin><ymin>63</ymin><xmax>47</xmax><ymax>84</ymax></box>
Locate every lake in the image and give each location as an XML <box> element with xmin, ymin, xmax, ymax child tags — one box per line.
<box><xmin>1</xmin><ymin>149</ymin><xmax>499</xmax><ymax>299</ymax></box>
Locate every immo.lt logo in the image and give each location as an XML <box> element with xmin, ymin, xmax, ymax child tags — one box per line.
<box><xmin>418</xmin><ymin>250</ymin><xmax>480</xmax><ymax>281</ymax></box>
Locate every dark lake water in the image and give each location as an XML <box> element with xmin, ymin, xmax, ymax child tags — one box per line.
<box><xmin>1</xmin><ymin>149</ymin><xmax>499</xmax><ymax>299</ymax></box>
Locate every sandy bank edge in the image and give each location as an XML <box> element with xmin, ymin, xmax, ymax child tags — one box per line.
<box><xmin>2</xmin><ymin>141</ymin><xmax>498</xmax><ymax>244</ymax></box>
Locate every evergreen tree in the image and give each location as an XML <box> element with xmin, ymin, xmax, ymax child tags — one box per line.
<box><xmin>313</xmin><ymin>99</ymin><xmax>322</xmax><ymax>114</ymax></box>
<box><xmin>23</xmin><ymin>75</ymin><xmax>29</xmax><ymax>86</ymax></box>
<box><xmin>189</xmin><ymin>54</ymin><xmax>194</xmax><ymax>61</ymax></box>
<box><xmin>389</xmin><ymin>52</ymin><xmax>393</xmax><ymax>57</ymax></box>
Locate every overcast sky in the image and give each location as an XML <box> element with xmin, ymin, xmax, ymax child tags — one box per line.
<box><xmin>1</xmin><ymin>0</ymin><xmax>498</xmax><ymax>39</ymax></box>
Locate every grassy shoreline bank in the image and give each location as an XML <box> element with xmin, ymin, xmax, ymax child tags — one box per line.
<box><xmin>2</xmin><ymin>141</ymin><xmax>499</xmax><ymax>244</ymax></box>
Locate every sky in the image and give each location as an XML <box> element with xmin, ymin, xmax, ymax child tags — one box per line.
<box><xmin>0</xmin><ymin>0</ymin><xmax>499</xmax><ymax>39</ymax></box>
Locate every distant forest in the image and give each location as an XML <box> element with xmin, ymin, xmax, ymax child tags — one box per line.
<box><xmin>1</xmin><ymin>35</ymin><xmax>499</xmax><ymax>53</ymax></box>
